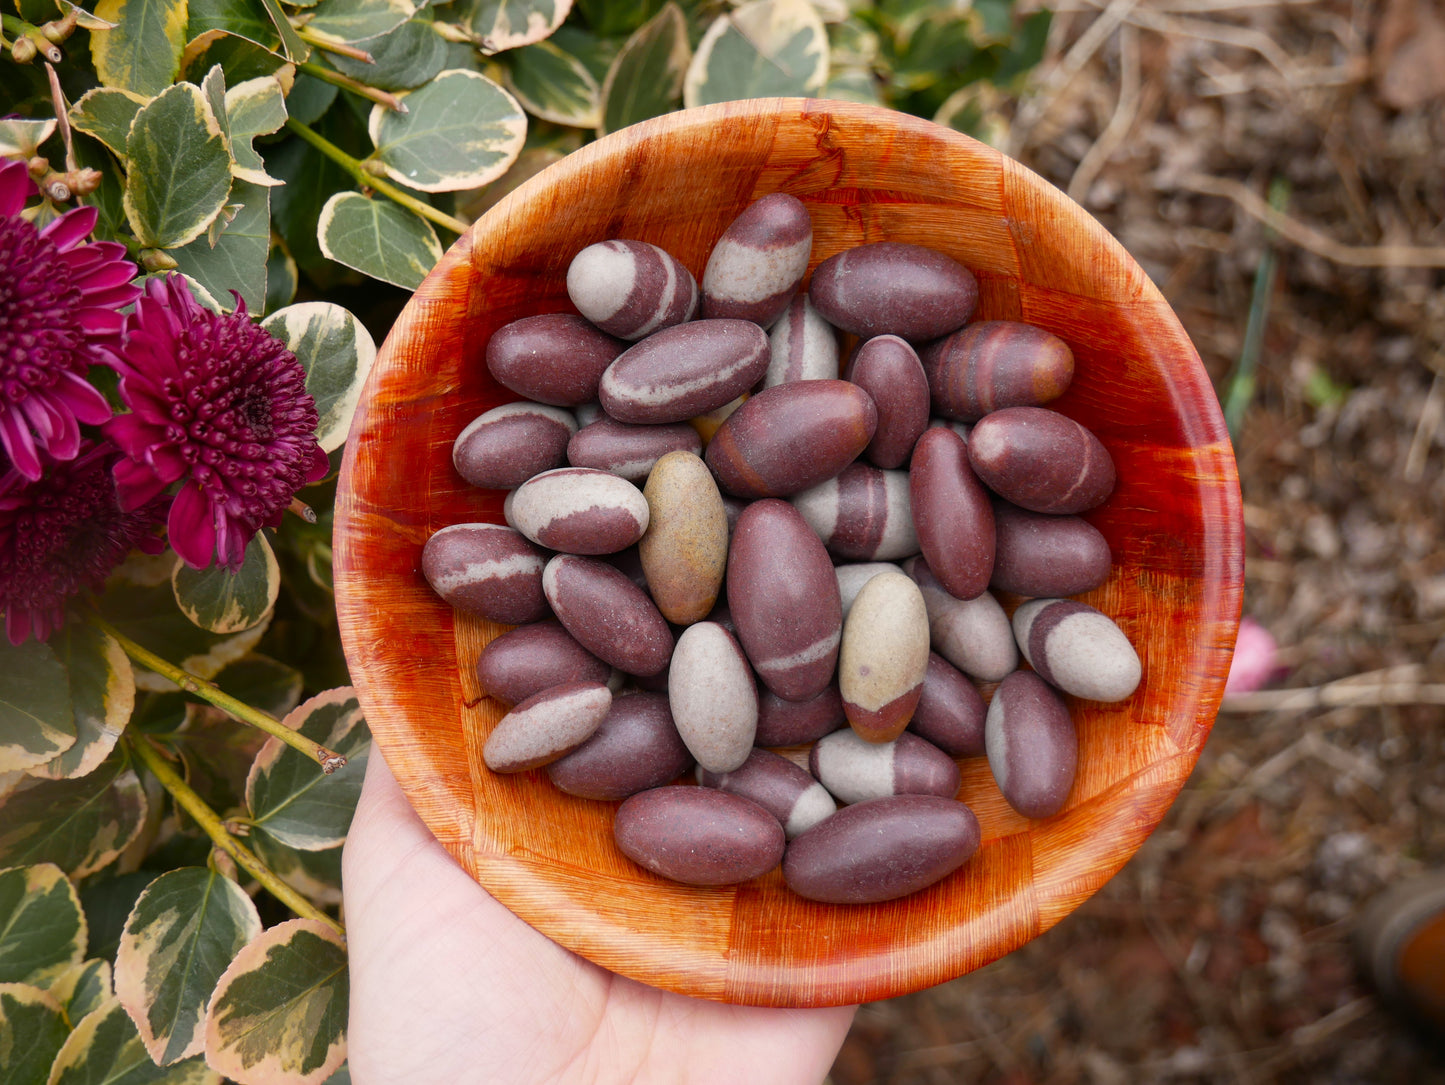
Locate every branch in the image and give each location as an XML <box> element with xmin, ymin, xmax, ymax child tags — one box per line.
<box><xmin>93</xmin><ymin>614</ymin><xmax>346</xmax><ymax>773</ymax></box>
<box><xmin>127</xmin><ymin>735</ymin><xmax>345</xmax><ymax>936</ymax></box>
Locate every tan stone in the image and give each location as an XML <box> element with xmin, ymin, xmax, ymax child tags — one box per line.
<box><xmin>639</xmin><ymin>451</ymin><xmax>728</xmax><ymax>624</ymax></box>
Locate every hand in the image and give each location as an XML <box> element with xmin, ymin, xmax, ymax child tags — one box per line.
<box><xmin>342</xmin><ymin>750</ymin><xmax>857</xmax><ymax>1085</ymax></box>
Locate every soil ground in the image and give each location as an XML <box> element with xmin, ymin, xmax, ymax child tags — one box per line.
<box><xmin>830</xmin><ymin>0</ymin><xmax>1445</xmax><ymax>1080</ymax></box>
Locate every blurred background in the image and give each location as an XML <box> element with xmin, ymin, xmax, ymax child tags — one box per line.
<box><xmin>829</xmin><ymin>0</ymin><xmax>1445</xmax><ymax>1080</ymax></box>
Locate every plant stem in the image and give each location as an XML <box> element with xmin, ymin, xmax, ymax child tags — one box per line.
<box><xmin>93</xmin><ymin>614</ymin><xmax>346</xmax><ymax>774</ymax></box>
<box><xmin>127</xmin><ymin>735</ymin><xmax>345</xmax><ymax>936</ymax></box>
<box><xmin>294</xmin><ymin>27</ymin><xmax>375</xmax><ymax>64</ymax></box>
<box><xmin>296</xmin><ymin>60</ymin><xmax>407</xmax><ymax>113</ymax></box>
<box><xmin>283</xmin><ymin>118</ymin><xmax>470</xmax><ymax>236</ymax></box>
<box><xmin>1222</xmin><ymin>177</ymin><xmax>1290</xmax><ymax>443</ymax></box>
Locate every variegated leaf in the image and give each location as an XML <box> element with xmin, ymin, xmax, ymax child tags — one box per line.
<box><xmin>0</xmin><ymin>758</ymin><xmax>147</xmax><ymax>879</ymax></box>
<box><xmin>506</xmin><ymin>39</ymin><xmax>600</xmax><ymax>128</ymax></box>
<box><xmin>265</xmin><ymin>244</ymin><xmax>299</xmax><ymax>315</ymax></box>
<box><xmin>186</xmin><ymin>0</ymin><xmax>284</xmax><ymax>56</ymax></box>
<box><xmin>115</xmin><ymin>869</ymin><xmax>262</xmax><ymax>1065</ymax></box>
<box><xmin>97</xmin><ymin>581</ymin><xmax>271</xmax><ymax>693</ymax></box>
<box><xmin>460</xmin><ymin>0</ymin><xmax>571</xmax><ymax>53</ymax></box>
<box><xmin>91</xmin><ymin>0</ymin><xmax>188</xmax><ymax>96</ymax></box>
<box><xmin>250</xmin><ymin>832</ymin><xmax>342</xmax><ymax>906</ymax></box>
<box><xmin>29</xmin><ymin>624</ymin><xmax>133</xmax><ymax>782</ymax></box>
<box><xmin>48</xmin><ymin>998</ymin><xmax>220</xmax><ymax>1085</ymax></box>
<box><xmin>169</xmin><ymin>180</ymin><xmax>271</xmax><ymax>313</ymax></box>
<box><xmin>324</xmin><ymin>8</ymin><xmax>449</xmax><ymax>91</ymax></box>
<box><xmin>123</xmin><ymin>82</ymin><xmax>235</xmax><ymax>250</ymax></box>
<box><xmin>256</xmin><ymin>0</ymin><xmax>314</xmax><ymax>61</ymax></box>
<box><xmin>171</xmin><ymin>534</ymin><xmax>280</xmax><ymax>635</ymax></box>
<box><xmin>684</xmin><ymin>0</ymin><xmax>830</xmax><ymax>108</ymax></box>
<box><xmin>49</xmin><ymin>959</ymin><xmax>115</xmax><ymax>1023</ymax></box>
<box><xmin>0</xmin><ymin>982</ymin><xmax>68</xmax><ymax>1085</ymax></box>
<box><xmin>0</xmin><ymin>864</ymin><xmax>85</xmax><ymax>986</ymax></box>
<box><xmin>225</xmin><ymin>75</ymin><xmax>289</xmax><ymax>186</ymax></box>
<box><xmin>316</xmin><ymin>192</ymin><xmax>441</xmax><ymax>290</ymax></box>
<box><xmin>0</xmin><ymin>639</ymin><xmax>75</xmax><ymax>775</ymax></box>
<box><xmin>598</xmin><ymin>2</ymin><xmax>689</xmax><ymax>137</ymax></box>
<box><xmin>67</xmin><ymin>88</ymin><xmax>149</xmax><ymax>159</ymax></box>
<box><xmin>305</xmin><ymin>0</ymin><xmax>416</xmax><ymax>44</ymax></box>
<box><xmin>261</xmin><ymin>303</ymin><xmax>378</xmax><ymax>453</ymax></box>
<box><xmin>367</xmin><ymin>69</ymin><xmax>526</xmax><ymax>192</ymax></box>
<box><xmin>213</xmin><ymin>655</ymin><xmax>304</xmax><ymax>721</ymax></box>
<box><xmin>203</xmin><ymin>919</ymin><xmax>347</xmax><ymax>1085</ymax></box>
<box><xmin>245</xmin><ymin>689</ymin><xmax>369</xmax><ymax>850</ymax></box>
<box><xmin>0</xmin><ymin>119</ymin><xmax>58</xmax><ymax>159</ymax></box>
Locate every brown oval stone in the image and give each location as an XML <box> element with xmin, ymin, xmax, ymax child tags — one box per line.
<box><xmin>791</xmin><ymin>462</ymin><xmax>918</xmax><ymax>562</ymax></box>
<box><xmin>421</xmin><ymin>523</ymin><xmax>548</xmax><ymax>625</ymax></box>
<box><xmin>566</xmin><ymin>239</ymin><xmax>698</xmax><ymax>340</ymax></box>
<box><xmin>808</xmin><ymin>242</ymin><xmax>979</xmax><ymax>342</ymax></box>
<box><xmin>614</xmin><ymin>786</ymin><xmax>785</xmax><ymax>886</ymax></box>
<box><xmin>509</xmin><ymin>467</ymin><xmax>649</xmax><ymax>555</ymax></box>
<box><xmin>910</xmin><ymin>426</ymin><xmax>995</xmax><ymax>599</ymax></box>
<box><xmin>908</xmin><ymin>652</ymin><xmax>986</xmax><ymax>758</ymax></box>
<box><xmin>452</xmin><ymin>402</ymin><xmax>576</xmax><ymax>490</ymax></box>
<box><xmin>483</xmin><ymin>680</ymin><xmax>612</xmax><ymax>773</ymax></box>
<box><xmin>485</xmin><ymin>313</ymin><xmax>626</xmax><ymax>407</ymax></box>
<box><xmin>542</xmin><ymin>554</ymin><xmax>674</xmax><ymax>676</ymax></box>
<box><xmin>699</xmin><ymin>748</ymin><xmax>836</xmax><ymax>838</ymax></box>
<box><xmin>920</xmin><ymin>320</ymin><xmax>1075</xmax><ymax>421</ymax></box>
<box><xmin>474</xmin><ymin>620</ymin><xmax>611</xmax><ymax>705</ymax></box>
<box><xmin>968</xmin><ymin>406</ymin><xmax>1116</xmax><ymax>514</ymax></box>
<box><xmin>754</xmin><ymin>683</ymin><xmax>847</xmax><ymax>746</ymax></box>
<box><xmin>546</xmin><ymin>691</ymin><xmax>693</xmax><ymax>800</ymax></box>
<box><xmin>764</xmin><ymin>294</ymin><xmax>839</xmax><ymax>387</ymax></box>
<box><xmin>701</xmin><ymin>193</ymin><xmax>813</xmax><ymax>327</ymax></box>
<box><xmin>566</xmin><ymin>416</ymin><xmax>701</xmax><ymax>483</ymax></box>
<box><xmin>638</xmin><ymin>451</ymin><xmax>729</xmax><ymax>625</ymax></box>
<box><xmin>848</xmin><ymin>335</ymin><xmax>930</xmax><ymax>469</ymax></box>
<box><xmin>600</xmin><ymin>319</ymin><xmax>770</xmax><ymax>424</ymax></box>
<box><xmin>705</xmin><ymin>380</ymin><xmax>877</xmax><ymax>498</ymax></box>
<box><xmin>985</xmin><ymin>669</ymin><xmax>1077</xmax><ymax>818</ymax></box>
<box><xmin>991</xmin><ymin>501</ymin><xmax>1112</xmax><ymax>597</ymax></box>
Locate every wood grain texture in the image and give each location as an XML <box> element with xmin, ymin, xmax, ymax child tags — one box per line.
<box><xmin>333</xmin><ymin>98</ymin><xmax>1244</xmax><ymax>1008</ymax></box>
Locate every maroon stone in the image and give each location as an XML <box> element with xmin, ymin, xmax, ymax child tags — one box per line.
<box><xmin>701</xmin><ymin>193</ymin><xmax>813</xmax><ymax>327</ymax></box>
<box><xmin>754</xmin><ymin>683</ymin><xmax>846</xmax><ymax>747</ymax></box>
<box><xmin>920</xmin><ymin>320</ymin><xmax>1075</xmax><ymax>421</ymax></box>
<box><xmin>614</xmin><ymin>786</ymin><xmax>785</xmax><ymax>886</ymax></box>
<box><xmin>542</xmin><ymin>554</ymin><xmax>673</xmax><ymax>676</ymax></box>
<box><xmin>421</xmin><ymin>523</ymin><xmax>548</xmax><ymax>625</ymax></box>
<box><xmin>452</xmin><ymin>402</ymin><xmax>574</xmax><ymax>490</ymax></box>
<box><xmin>566</xmin><ymin>239</ymin><xmax>698</xmax><ymax>340</ymax></box>
<box><xmin>509</xmin><ymin>467</ymin><xmax>649</xmax><ymax>555</ymax></box>
<box><xmin>792</xmin><ymin>462</ymin><xmax>917</xmax><ymax>562</ymax></box>
<box><xmin>485</xmin><ymin>313</ymin><xmax>625</xmax><ymax>407</ymax></box>
<box><xmin>968</xmin><ymin>407</ymin><xmax>1116</xmax><ymax>514</ymax></box>
<box><xmin>985</xmin><ymin>670</ymin><xmax>1077</xmax><ymax>819</ymax></box>
<box><xmin>726</xmin><ymin>499</ymin><xmax>842</xmax><ymax>701</ymax></box>
<box><xmin>808</xmin><ymin>242</ymin><xmax>978</xmax><ymax>342</ymax></box>
<box><xmin>567</xmin><ymin>416</ymin><xmax>702</xmax><ymax>483</ymax></box>
<box><xmin>909</xmin><ymin>426</ymin><xmax>995</xmax><ymax>600</ymax></box>
<box><xmin>848</xmin><ymin>335</ymin><xmax>931</xmax><ymax>469</ymax></box>
<box><xmin>782</xmin><ymin>794</ymin><xmax>981</xmax><ymax>904</ymax></box>
<box><xmin>908</xmin><ymin>652</ymin><xmax>986</xmax><ymax>757</ymax></box>
<box><xmin>546</xmin><ymin>691</ymin><xmax>693</xmax><ymax>800</ymax></box>
<box><xmin>474</xmin><ymin>620</ymin><xmax>611</xmax><ymax>706</ymax></box>
<box><xmin>599</xmin><ymin>319</ymin><xmax>770</xmax><ymax>424</ymax></box>
<box><xmin>699</xmin><ymin>748</ymin><xmax>835</xmax><ymax>838</ymax></box>
<box><xmin>705</xmin><ymin>380</ymin><xmax>877</xmax><ymax>498</ymax></box>
<box><xmin>991</xmin><ymin>501</ymin><xmax>1112</xmax><ymax>597</ymax></box>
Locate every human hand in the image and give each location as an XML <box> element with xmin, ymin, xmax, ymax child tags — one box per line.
<box><xmin>342</xmin><ymin>750</ymin><xmax>857</xmax><ymax>1085</ymax></box>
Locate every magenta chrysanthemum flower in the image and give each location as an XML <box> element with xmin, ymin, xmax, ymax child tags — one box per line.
<box><xmin>0</xmin><ymin>438</ymin><xmax>167</xmax><ymax>644</ymax></box>
<box><xmin>106</xmin><ymin>274</ymin><xmax>329</xmax><ymax>571</ymax></box>
<box><xmin>0</xmin><ymin>157</ymin><xmax>140</xmax><ymax>480</ymax></box>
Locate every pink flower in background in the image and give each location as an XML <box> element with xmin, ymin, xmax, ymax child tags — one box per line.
<box><xmin>0</xmin><ymin>439</ymin><xmax>167</xmax><ymax>644</ymax></box>
<box><xmin>106</xmin><ymin>274</ymin><xmax>329</xmax><ymax>571</ymax></box>
<box><xmin>0</xmin><ymin>157</ymin><xmax>139</xmax><ymax>479</ymax></box>
<box><xmin>1225</xmin><ymin>616</ymin><xmax>1280</xmax><ymax>694</ymax></box>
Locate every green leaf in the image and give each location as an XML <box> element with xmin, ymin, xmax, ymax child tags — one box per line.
<box><xmin>459</xmin><ymin>0</ymin><xmax>571</xmax><ymax>52</ymax></box>
<box><xmin>48</xmin><ymin>999</ymin><xmax>220</xmax><ymax>1085</ymax></box>
<box><xmin>212</xmin><ymin>655</ymin><xmax>304</xmax><ymax>720</ymax></box>
<box><xmin>506</xmin><ymin>39</ymin><xmax>600</xmax><ymax>128</ymax></box>
<box><xmin>245</xmin><ymin>688</ymin><xmax>369</xmax><ymax>850</ymax></box>
<box><xmin>822</xmin><ymin>66</ymin><xmax>883</xmax><ymax>105</ymax></box>
<box><xmin>316</xmin><ymin>192</ymin><xmax>441</xmax><ymax>290</ymax></box>
<box><xmin>262</xmin><ymin>303</ymin><xmax>378</xmax><ymax>453</ymax></box>
<box><xmin>168</xmin><ymin>180</ymin><xmax>271</xmax><ymax>313</ymax></box>
<box><xmin>225</xmin><ymin>74</ymin><xmax>289</xmax><ymax>185</ymax></box>
<box><xmin>0</xmin><ymin>982</ymin><xmax>68</xmax><ymax>1085</ymax></box>
<box><xmin>324</xmin><ymin>12</ymin><xmax>449</xmax><ymax>90</ymax></box>
<box><xmin>250</xmin><ymin>833</ymin><xmax>342</xmax><ymax>906</ymax></box>
<box><xmin>264</xmin><ymin>244</ymin><xmax>299</xmax><ymax>315</ymax></box>
<box><xmin>114</xmin><ymin>869</ymin><xmax>262</xmax><ymax>1065</ymax></box>
<box><xmin>97</xmin><ymin>581</ymin><xmax>271</xmax><ymax>693</ymax></box>
<box><xmin>598</xmin><ymin>1</ymin><xmax>689</xmax><ymax>137</ymax></box>
<box><xmin>123</xmin><ymin>82</ymin><xmax>235</xmax><ymax>250</ymax></box>
<box><xmin>79</xmin><ymin>873</ymin><xmax>155</xmax><ymax>966</ymax></box>
<box><xmin>0</xmin><ymin>758</ymin><xmax>147</xmax><ymax>879</ymax></box>
<box><xmin>684</xmin><ymin>0</ymin><xmax>829</xmax><ymax>108</ymax></box>
<box><xmin>91</xmin><ymin>0</ymin><xmax>188</xmax><ymax>96</ymax></box>
<box><xmin>67</xmin><ymin>88</ymin><xmax>148</xmax><ymax>159</ymax></box>
<box><xmin>264</xmin><ymin>135</ymin><xmax>350</xmax><ymax>284</ymax></box>
<box><xmin>0</xmin><ymin>119</ymin><xmax>57</xmax><ymax>158</ymax></box>
<box><xmin>186</xmin><ymin>0</ymin><xmax>283</xmax><ymax>55</ymax></box>
<box><xmin>74</xmin><ymin>135</ymin><xmax>130</xmax><ymax>243</ymax></box>
<box><xmin>256</xmin><ymin>0</ymin><xmax>314</xmax><ymax>61</ymax></box>
<box><xmin>50</xmin><ymin>959</ymin><xmax>115</xmax><ymax>1023</ymax></box>
<box><xmin>367</xmin><ymin>69</ymin><xmax>526</xmax><ymax>192</ymax></box>
<box><xmin>0</xmin><ymin>864</ymin><xmax>85</xmax><ymax>986</ymax></box>
<box><xmin>171</xmin><ymin>534</ymin><xmax>280</xmax><ymax>635</ymax></box>
<box><xmin>0</xmin><ymin>639</ymin><xmax>75</xmax><ymax>774</ymax></box>
<box><xmin>305</xmin><ymin>0</ymin><xmax>416</xmax><ymax>44</ymax></box>
<box><xmin>549</xmin><ymin>22</ymin><xmax>616</xmax><ymax>82</ymax></box>
<box><xmin>202</xmin><ymin>919</ymin><xmax>347</xmax><ymax>1084</ymax></box>
<box><xmin>29</xmin><ymin>625</ymin><xmax>133</xmax><ymax>782</ymax></box>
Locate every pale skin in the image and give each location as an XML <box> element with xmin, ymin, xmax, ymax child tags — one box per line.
<box><xmin>342</xmin><ymin>751</ymin><xmax>858</xmax><ymax>1085</ymax></box>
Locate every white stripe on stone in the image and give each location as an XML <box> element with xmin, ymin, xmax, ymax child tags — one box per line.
<box><xmin>566</xmin><ymin>241</ymin><xmax>637</xmax><ymax>326</ymax></box>
<box><xmin>813</xmin><ymin>729</ymin><xmax>898</xmax><ymax>805</ymax></box>
<box><xmin>703</xmin><ymin>235</ymin><xmax>812</xmax><ymax>303</ymax></box>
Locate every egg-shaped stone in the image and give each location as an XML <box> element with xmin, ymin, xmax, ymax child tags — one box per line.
<box><xmin>638</xmin><ymin>451</ymin><xmax>729</xmax><ymax>625</ymax></box>
<box><xmin>566</xmin><ymin>239</ymin><xmax>698</xmax><ymax>340</ymax></box>
<box><xmin>485</xmin><ymin>313</ymin><xmax>626</xmax><ymax>407</ymax></box>
<box><xmin>566</xmin><ymin>416</ymin><xmax>701</xmax><ymax>483</ymax></box>
<box><xmin>838</xmin><ymin>571</ymin><xmax>931</xmax><ymax>743</ymax></box>
<box><xmin>699</xmin><ymin>747</ymin><xmax>836</xmax><ymax>839</ymax></box>
<box><xmin>968</xmin><ymin>407</ymin><xmax>1116</xmax><ymax>514</ymax></box>
<box><xmin>542</xmin><ymin>554</ymin><xmax>673</xmax><ymax>677</ymax></box>
<box><xmin>421</xmin><ymin>523</ymin><xmax>548</xmax><ymax>625</ymax></box>
<box><xmin>985</xmin><ymin>669</ymin><xmax>1077</xmax><ymax>818</ymax></box>
<box><xmin>921</xmin><ymin>320</ymin><xmax>1074</xmax><ymax>422</ymax></box>
<box><xmin>910</xmin><ymin>426</ymin><xmax>995</xmax><ymax>600</ymax></box>
<box><xmin>474</xmin><ymin>620</ymin><xmax>611</xmax><ymax>705</ymax></box>
<box><xmin>808</xmin><ymin>242</ymin><xmax>978</xmax><ymax>342</ymax></box>
<box><xmin>792</xmin><ymin>463</ymin><xmax>918</xmax><ymax>563</ymax></box>
<box><xmin>452</xmin><ymin>402</ymin><xmax>576</xmax><ymax>490</ymax></box>
<box><xmin>764</xmin><ymin>294</ymin><xmax>840</xmax><ymax>387</ymax></box>
<box><xmin>509</xmin><ymin>467</ymin><xmax>649</xmax><ymax>555</ymax></box>
<box><xmin>599</xmin><ymin>319</ymin><xmax>770</xmax><ymax>424</ymax></box>
<box><xmin>482</xmin><ymin>680</ymin><xmax>612</xmax><ymax>773</ymax></box>
<box><xmin>547</xmin><ymin>691</ymin><xmax>693</xmax><ymax>800</ymax></box>
<box><xmin>615</xmin><ymin>786</ymin><xmax>784</xmax><ymax>886</ymax></box>
<box><xmin>668</xmin><ymin>621</ymin><xmax>758</xmax><ymax>773</ymax></box>
<box><xmin>701</xmin><ymin>192</ymin><xmax>813</xmax><ymax>327</ymax></box>
<box><xmin>849</xmin><ymin>335</ymin><xmax>930</xmax><ymax>469</ymax></box>
<box><xmin>1012</xmin><ymin>597</ymin><xmax>1142</xmax><ymax>702</ymax></box>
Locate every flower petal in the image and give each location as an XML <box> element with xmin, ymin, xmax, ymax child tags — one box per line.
<box><xmin>0</xmin><ymin>411</ymin><xmax>43</xmax><ymax>481</ymax></box>
<box><xmin>0</xmin><ymin>159</ymin><xmax>35</xmax><ymax>218</ymax></box>
<box><xmin>167</xmin><ymin>482</ymin><xmax>218</xmax><ymax>569</ymax></box>
<box><xmin>56</xmin><ymin>371</ymin><xmax>114</xmax><ymax>426</ymax></box>
<box><xmin>111</xmin><ymin>454</ymin><xmax>172</xmax><ymax>508</ymax></box>
<box><xmin>39</xmin><ymin>204</ymin><xmax>99</xmax><ymax>250</ymax></box>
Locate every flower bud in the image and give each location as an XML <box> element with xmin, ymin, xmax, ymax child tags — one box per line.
<box><xmin>12</xmin><ymin>36</ymin><xmax>37</xmax><ymax>63</ymax></box>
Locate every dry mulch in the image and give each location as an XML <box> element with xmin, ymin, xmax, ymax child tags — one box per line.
<box><xmin>831</xmin><ymin>0</ymin><xmax>1445</xmax><ymax>1080</ymax></box>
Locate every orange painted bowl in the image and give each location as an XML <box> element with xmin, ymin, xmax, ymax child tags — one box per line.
<box><xmin>333</xmin><ymin>97</ymin><xmax>1243</xmax><ymax>1008</ymax></box>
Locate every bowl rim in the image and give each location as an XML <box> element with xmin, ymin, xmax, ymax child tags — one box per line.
<box><xmin>334</xmin><ymin>96</ymin><xmax>1245</xmax><ymax>1007</ymax></box>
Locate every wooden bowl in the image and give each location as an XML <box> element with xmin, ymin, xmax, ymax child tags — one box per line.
<box><xmin>333</xmin><ymin>98</ymin><xmax>1243</xmax><ymax>1008</ymax></box>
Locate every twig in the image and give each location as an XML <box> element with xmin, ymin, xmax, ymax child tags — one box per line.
<box><xmin>1178</xmin><ymin>173</ymin><xmax>1445</xmax><ymax>267</ymax></box>
<box><xmin>127</xmin><ymin>735</ymin><xmax>345</xmax><ymax>936</ymax></box>
<box><xmin>1404</xmin><ymin>368</ymin><xmax>1444</xmax><ymax>483</ymax></box>
<box><xmin>93</xmin><ymin>614</ymin><xmax>346</xmax><ymax>773</ymax></box>
<box><xmin>43</xmin><ymin>61</ymin><xmax>76</xmax><ymax>173</ymax></box>
<box><xmin>294</xmin><ymin>26</ymin><xmax>375</xmax><ymax>64</ymax></box>
<box><xmin>1126</xmin><ymin>8</ymin><xmax>1298</xmax><ymax>80</ymax></box>
<box><xmin>1067</xmin><ymin>22</ymin><xmax>1141</xmax><ymax>204</ymax></box>
<box><xmin>1221</xmin><ymin>177</ymin><xmax>1288</xmax><ymax>441</ymax></box>
<box><xmin>283</xmin><ymin>118</ymin><xmax>469</xmax><ymax>237</ymax></box>
<box><xmin>1221</xmin><ymin>674</ymin><xmax>1445</xmax><ymax>713</ymax></box>
<box><xmin>296</xmin><ymin>60</ymin><xmax>407</xmax><ymax>113</ymax></box>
